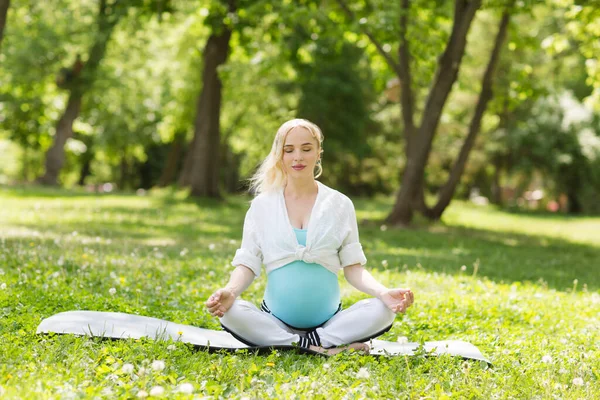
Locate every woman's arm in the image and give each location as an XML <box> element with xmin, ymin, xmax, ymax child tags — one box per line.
<box><xmin>205</xmin><ymin>265</ymin><xmax>255</xmax><ymax>317</ymax></box>
<box><xmin>344</xmin><ymin>264</ymin><xmax>414</xmax><ymax>313</ymax></box>
<box><xmin>224</xmin><ymin>265</ymin><xmax>256</xmax><ymax>297</ymax></box>
<box><xmin>343</xmin><ymin>264</ymin><xmax>388</xmax><ymax>297</ymax></box>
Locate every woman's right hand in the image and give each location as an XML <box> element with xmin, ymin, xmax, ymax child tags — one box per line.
<box><xmin>205</xmin><ymin>288</ymin><xmax>236</xmax><ymax>318</ymax></box>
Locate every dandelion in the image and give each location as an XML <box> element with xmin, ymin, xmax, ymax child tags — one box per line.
<box><xmin>461</xmin><ymin>265</ymin><xmax>467</xmax><ymax>271</ymax></box>
<box><xmin>266</xmin><ymin>362</ymin><xmax>275</xmax><ymax>367</ymax></box>
<box><xmin>541</xmin><ymin>355</ymin><xmax>553</xmax><ymax>364</ymax></box>
<box><xmin>137</xmin><ymin>367</ymin><xmax>147</xmax><ymax>376</ymax></box>
<box><xmin>572</xmin><ymin>377</ymin><xmax>584</xmax><ymax>386</ymax></box>
<box><xmin>177</xmin><ymin>331</ymin><xmax>183</xmax><ymax>336</ymax></box>
<box><xmin>380</xmin><ymin>225</ymin><xmax>388</xmax><ymax>232</ymax></box>
<box><xmin>137</xmin><ymin>389</ymin><xmax>149</xmax><ymax>398</ymax></box>
<box><xmin>167</xmin><ymin>345</ymin><xmax>176</xmax><ymax>351</ymax></box>
<box><xmin>356</xmin><ymin>367</ymin><xmax>370</xmax><ymax>379</ymax></box>
<box><xmin>0</xmin><ymin>283</ymin><xmax>6</xmax><ymax>290</ymax></box>
<box><xmin>323</xmin><ymin>363</ymin><xmax>330</xmax><ymax>370</ymax></box>
<box><xmin>109</xmin><ymin>288</ymin><xmax>117</xmax><ymax>295</ymax></box>
<box><xmin>122</xmin><ymin>363</ymin><xmax>134</xmax><ymax>374</ymax></box>
<box><xmin>149</xmin><ymin>386</ymin><xmax>165</xmax><ymax>396</ymax></box>
<box><xmin>381</xmin><ymin>260</ymin><xmax>388</xmax><ymax>268</ymax></box>
<box><xmin>176</xmin><ymin>383</ymin><xmax>194</xmax><ymax>394</ymax></box>
<box><xmin>151</xmin><ymin>360</ymin><xmax>165</xmax><ymax>372</ymax></box>
<box><xmin>208</xmin><ymin>243</ymin><xmax>216</xmax><ymax>250</ymax></box>
<box><xmin>397</xmin><ymin>336</ymin><xmax>409</xmax><ymax>344</ymax></box>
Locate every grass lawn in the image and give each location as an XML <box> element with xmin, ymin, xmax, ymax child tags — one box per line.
<box><xmin>0</xmin><ymin>185</ymin><xmax>598</xmax><ymax>399</ymax></box>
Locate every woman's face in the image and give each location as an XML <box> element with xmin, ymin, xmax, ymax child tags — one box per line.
<box><xmin>282</xmin><ymin>127</ymin><xmax>320</xmax><ymax>179</ymax></box>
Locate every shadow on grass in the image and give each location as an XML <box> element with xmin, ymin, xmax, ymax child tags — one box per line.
<box><xmin>361</xmin><ymin>222</ymin><xmax>600</xmax><ymax>291</ymax></box>
<box><xmin>3</xmin><ymin>186</ymin><xmax>599</xmax><ymax>292</ymax></box>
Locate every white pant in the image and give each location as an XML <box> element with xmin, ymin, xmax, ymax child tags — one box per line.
<box><xmin>220</xmin><ymin>298</ymin><xmax>396</xmax><ymax>348</ymax></box>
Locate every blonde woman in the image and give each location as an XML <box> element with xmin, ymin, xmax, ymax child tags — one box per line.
<box><xmin>205</xmin><ymin>119</ymin><xmax>414</xmax><ymax>355</ymax></box>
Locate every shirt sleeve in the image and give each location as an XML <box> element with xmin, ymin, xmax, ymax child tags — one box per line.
<box><xmin>338</xmin><ymin>198</ymin><xmax>367</xmax><ymax>268</ymax></box>
<box><xmin>231</xmin><ymin>202</ymin><xmax>263</xmax><ymax>277</ymax></box>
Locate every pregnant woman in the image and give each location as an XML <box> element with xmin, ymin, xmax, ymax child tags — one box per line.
<box><xmin>205</xmin><ymin>119</ymin><xmax>414</xmax><ymax>355</ymax></box>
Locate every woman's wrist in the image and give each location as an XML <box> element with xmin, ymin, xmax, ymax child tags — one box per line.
<box><xmin>224</xmin><ymin>286</ymin><xmax>240</xmax><ymax>298</ymax></box>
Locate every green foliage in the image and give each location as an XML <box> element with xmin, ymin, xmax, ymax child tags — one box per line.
<box><xmin>505</xmin><ymin>92</ymin><xmax>600</xmax><ymax>212</ymax></box>
<box><xmin>0</xmin><ymin>187</ymin><xmax>598</xmax><ymax>397</ymax></box>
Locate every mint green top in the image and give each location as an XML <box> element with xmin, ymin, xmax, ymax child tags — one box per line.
<box><xmin>263</xmin><ymin>228</ymin><xmax>341</xmax><ymax>329</ymax></box>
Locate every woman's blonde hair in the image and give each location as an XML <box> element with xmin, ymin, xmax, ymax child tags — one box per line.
<box><xmin>248</xmin><ymin>118</ymin><xmax>324</xmax><ymax>195</ymax></box>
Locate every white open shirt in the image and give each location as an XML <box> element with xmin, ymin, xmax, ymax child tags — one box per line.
<box><xmin>231</xmin><ymin>180</ymin><xmax>368</xmax><ymax>277</ymax></box>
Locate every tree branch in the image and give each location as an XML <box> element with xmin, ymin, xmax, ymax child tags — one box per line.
<box><xmin>398</xmin><ymin>0</ymin><xmax>416</xmax><ymax>144</ymax></box>
<box><xmin>430</xmin><ymin>6</ymin><xmax>512</xmax><ymax>218</ymax></box>
<box><xmin>336</xmin><ymin>0</ymin><xmax>402</xmax><ymax>77</ymax></box>
<box><xmin>416</xmin><ymin>0</ymin><xmax>481</xmax><ymax>151</ymax></box>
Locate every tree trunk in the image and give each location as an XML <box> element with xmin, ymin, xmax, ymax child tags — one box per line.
<box><xmin>38</xmin><ymin>0</ymin><xmax>116</xmax><ymax>185</ymax></box>
<box><xmin>386</xmin><ymin>0</ymin><xmax>482</xmax><ymax>225</ymax></box>
<box><xmin>78</xmin><ymin>157</ymin><xmax>92</xmax><ymax>186</ymax></box>
<box><xmin>158</xmin><ymin>131</ymin><xmax>185</xmax><ymax>187</ymax></box>
<box><xmin>38</xmin><ymin>94</ymin><xmax>83</xmax><ymax>185</ymax></box>
<box><xmin>490</xmin><ymin>157</ymin><xmax>502</xmax><ymax>205</ymax></box>
<box><xmin>428</xmin><ymin>8</ymin><xmax>511</xmax><ymax>219</ymax></box>
<box><xmin>119</xmin><ymin>155</ymin><xmax>128</xmax><ymax>190</ymax></box>
<box><xmin>179</xmin><ymin>3</ymin><xmax>235</xmax><ymax>198</ymax></box>
<box><xmin>0</xmin><ymin>0</ymin><xmax>9</xmax><ymax>50</ymax></box>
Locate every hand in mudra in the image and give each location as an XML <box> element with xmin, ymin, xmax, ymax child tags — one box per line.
<box><xmin>205</xmin><ymin>289</ymin><xmax>236</xmax><ymax>318</ymax></box>
<box><xmin>379</xmin><ymin>288</ymin><xmax>414</xmax><ymax>314</ymax></box>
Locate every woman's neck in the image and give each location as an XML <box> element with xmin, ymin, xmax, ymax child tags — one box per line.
<box><xmin>284</xmin><ymin>178</ymin><xmax>318</xmax><ymax>199</ymax></box>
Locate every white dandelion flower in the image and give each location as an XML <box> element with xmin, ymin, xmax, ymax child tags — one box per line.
<box><xmin>397</xmin><ymin>336</ymin><xmax>409</xmax><ymax>344</ymax></box>
<box><xmin>356</xmin><ymin>367</ymin><xmax>370</xmax><ymax>379</ymax></box>
<box><xmin>208</xmin><ymin>243</ymin><xmax>216</xmax><ymax>250</ymax></box>
<box><xmin>149</xmin><ymin>386</ymin><xmax>164</xmax><ymax>396</ymax></box>
<box><xmin>572</xmin><ymin>377</ymin><xmax>584</xmax><ymax>386</ymax></box>
<box><xmin>176</xmin><ymin>383</ymin><xmax>194</xmax><ymax>394</ymax></box>
<box><xmin>137</xmin><ymin>390</ymin><xmax>149</xmax><ymax>398</ymax></box>
<box><xmin>167</xmin><ymin>345</ymin><xmax>176</xmax><ymax>351</ymax></box>
<box><xmin>151</xmin><ymin>360</ymin><xmax>165</xmax><ymax>372</ymax></box>
<box><xmin>381</xmin><ymin>260</ymin><xmax>388</xmax><ymax>267</ymax></box>
<box><xmin>0</xmin><ymin>283</ymin><xmax>6</xmax><ymax>290</ymax></box>
<box><xmin>109</xmin><ymin>287</ymin><xmax>117</xmax><ymax>295</ymax></box>
<box><xmin>323</xmin><ymin>363</ymin><xmax>330</xmax><ymax>370</ymax></box>
<box><xmin>541</xmin><ymin>355</ymin><xmax>553</xmax><ymax>364</ymax></box>
<box><xmin>121</xmin><ymin>363</ymin><xmax>134</xmax><ymax>374</ymax></box>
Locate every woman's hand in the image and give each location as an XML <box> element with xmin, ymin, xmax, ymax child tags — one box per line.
<box><xmin>378</xmin><ymin>288</ymin><xmax>414</xmax><ymax>314</ymax></box>
<box><xmin>205</xmin><ymin>288</ymin><xmax>236</xmax><ymax>318</ymax></box>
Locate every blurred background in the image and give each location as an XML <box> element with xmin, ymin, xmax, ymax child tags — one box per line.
<box><xmin>0</xmin><ymin>0</ymin><xmax>598</xmax><ymax>224</ymax></box>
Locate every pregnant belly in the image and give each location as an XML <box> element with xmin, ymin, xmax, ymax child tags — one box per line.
<box><xmin>264</xmin><ymin>261</ymin><xmax>340</xmax><ymax>329</ymax></box>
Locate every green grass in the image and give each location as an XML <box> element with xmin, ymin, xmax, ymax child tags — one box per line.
<box><xmin>0</xmin><ymin>185</ymin><xmax>598</xmax><ymax>399</ymax></box>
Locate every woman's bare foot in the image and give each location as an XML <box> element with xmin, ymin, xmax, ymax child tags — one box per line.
<box><xmin>309</xmin><ymin>342</ymin><xmax>370</xmax><ymax>355</ymax></box>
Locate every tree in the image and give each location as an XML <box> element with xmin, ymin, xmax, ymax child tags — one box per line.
<box><xmin>338</xmin><ymin>0</ymin><xmax>515</xmax><ymax>224</ymax></box>
<box><xmin>178</xmin><ymin>0</ymin><xmax>236</xmax><ymax>198</ymax></box>
<box><xmin>0</xmin><ymin>0</ymin><xmax>9</xmax><ymax>49</ymax></box>
<box><xmin>38</xmin><ymin>0</ymin><xmax>120</xmax><ymax>185</ymax></box>
<box><xmin>38</xmin><ymin>0</ymin><xmax>171</xmax><ymax>186</ymax></box>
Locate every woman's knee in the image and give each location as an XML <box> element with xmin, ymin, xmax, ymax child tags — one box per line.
<box><xmin>220</xmin><ymin>299</ymin><xmax>253</xmax><ymax>323</ymax></box>
<box><xmin>368</xmin><ymin>298</ymin><xmax>396</xmax><ymax>325</ymax></box>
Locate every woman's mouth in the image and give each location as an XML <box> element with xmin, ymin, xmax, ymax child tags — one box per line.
<box><xmin>292</xmin><ymin>165</ymin><xmax>306</xmax><ymax>171</ymax></box>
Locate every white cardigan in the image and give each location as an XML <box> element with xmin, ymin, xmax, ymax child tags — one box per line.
<box><xmin>231</xmin><ymin>180</ymin><xmax>367</xmax><ymax>277</ymax></box>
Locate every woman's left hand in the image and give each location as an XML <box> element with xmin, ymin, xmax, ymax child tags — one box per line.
<box><xmin>379</xmin><ymin>288</ymin><xmax>414</xmax><ymax>313</ymax></box>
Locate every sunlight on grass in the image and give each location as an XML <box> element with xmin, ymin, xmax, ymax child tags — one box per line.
<box><xmin>0</xmin><ymin>186</ymin><xmax>598</xmax><ymax>398</ymax></box>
